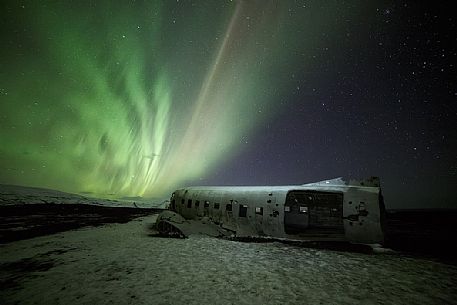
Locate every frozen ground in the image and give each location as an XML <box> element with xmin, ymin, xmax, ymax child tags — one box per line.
<box><xmin>1</xmin><ymin>215</ymin><xmax>456</xmax><ymax>305</ymax></box>
<box><xmin>0</xmin><ymin>184</ymin><xmax>167</xmax><ymax>208</ymax></box>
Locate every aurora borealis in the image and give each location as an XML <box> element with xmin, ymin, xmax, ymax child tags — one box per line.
<box><xmin>1</xmin><ymin>1</ymin><xmax>456</xmax><ymax>208</ymax></box>
<box><xmin>1</xmin><ymin>0</ymin><xmax>288</xmax><ymax>197</ymax></box>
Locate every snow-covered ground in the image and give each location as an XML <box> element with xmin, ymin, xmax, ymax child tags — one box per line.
<box><xmin>0</xmin><ymin>184</ymin><xmax>168</xmax><ymax>208</ymax></box>
<box><xmin>1</xmin><ymin>215</ymin><xmax>456</xmax><ymax>305</ymax></box>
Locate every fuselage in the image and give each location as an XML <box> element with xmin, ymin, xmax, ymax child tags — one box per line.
<box><xmin>162</xmin><ymin>177</ymin><xmax>385</xmax><ymax>244</ymax></box>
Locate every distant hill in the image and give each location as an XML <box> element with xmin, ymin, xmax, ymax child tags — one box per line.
<box><xmin>0</xmin><ymin>184</ymin><xmax>167</xmax><ymax>209</ymax></box>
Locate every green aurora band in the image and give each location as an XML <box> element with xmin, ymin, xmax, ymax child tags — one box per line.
<box><xmin>1</xmin><ymin>1</ymin><xmax>354</xmax><ymax>198</ymax></box>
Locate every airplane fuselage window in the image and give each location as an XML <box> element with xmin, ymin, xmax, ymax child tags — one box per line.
<box><xmin>239</xmin><ymin>204</ymin><xmax>248</xmax><ymax>217</ymax></box>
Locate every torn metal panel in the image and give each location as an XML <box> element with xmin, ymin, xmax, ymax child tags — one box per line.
<box><xmin>155</xmin><ymin>211</ymin><xmax>232</xmax><ymax>238</ymax></box>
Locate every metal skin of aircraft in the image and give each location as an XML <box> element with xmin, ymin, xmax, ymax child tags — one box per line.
<box><xmin>154</xmin><ymin>177</ymin><xmax>385</xmax><ymax>247</ymax></box>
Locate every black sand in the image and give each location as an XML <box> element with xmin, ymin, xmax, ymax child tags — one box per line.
<box><xmin>0</xmin><ymin>204</ymin><xmax>159</xmax><ymax>243</ymax></box>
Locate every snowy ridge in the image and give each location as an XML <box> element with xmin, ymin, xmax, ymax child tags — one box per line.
<box><xmin>0</xmin><ymin>184</ymin><xmax>167</xmax><ymax>209</ymax></box>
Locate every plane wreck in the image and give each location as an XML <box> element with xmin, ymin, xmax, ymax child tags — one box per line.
<box><xmin>154</xmin><ymin>177</ymin><xmax>385</xmax><ymax>245</ymax></box>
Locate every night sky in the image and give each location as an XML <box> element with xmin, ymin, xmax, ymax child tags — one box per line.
<box><xmin>1</xmin><ymin>1</ymin><xmax>456</xmax><ymax>209</ymax></box>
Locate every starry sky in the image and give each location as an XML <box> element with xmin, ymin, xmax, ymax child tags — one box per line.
<box><xmin>1</xmin><ymin>1</ymin><xmax>456</xmax><ymax>209</ymax></box>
